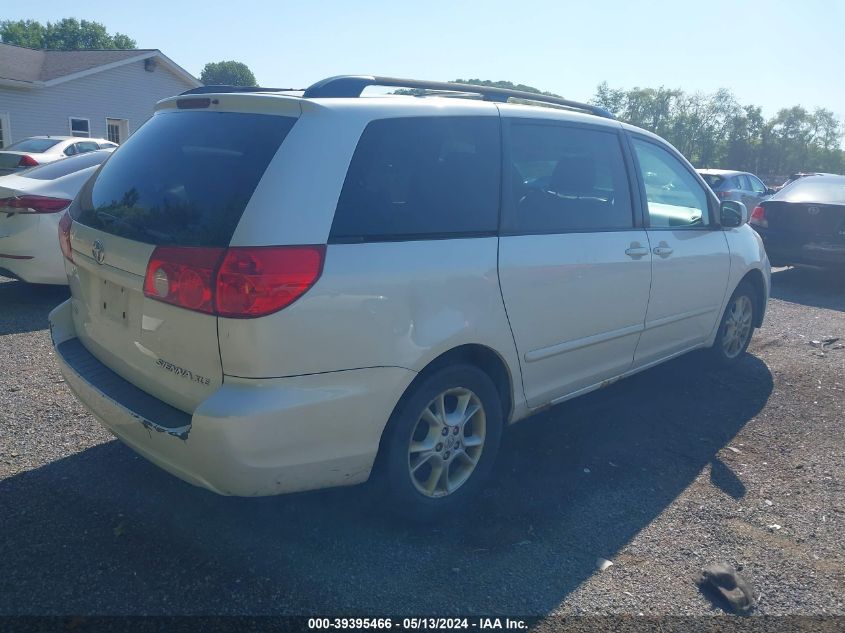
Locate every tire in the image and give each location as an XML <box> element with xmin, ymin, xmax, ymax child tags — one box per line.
<box><xmin>708</xmin><ymin>280</ymin><xmax>757</xmax><ymax>366</ymax></box>
<box><xmin>380</xmin><ymin>364</ymin><xmax>503</xmax><ymax>522</ymax></box>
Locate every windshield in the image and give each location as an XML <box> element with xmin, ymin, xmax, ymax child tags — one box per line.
<box><xmin>5</xmin><ymin>138</ymin><xmax>62</xmax><ymax>153</ymax></box>
<box><xmin>73</xmin><ymin>110</ymin><xmax>297</xmax><ymax>247</ymax></box>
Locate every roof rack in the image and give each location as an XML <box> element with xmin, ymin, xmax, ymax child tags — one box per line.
<box><xmin>302</xmin><ymin>75</ymin><xmax>614</xmax><ymax>119</ymax></box>
<box><xmin>180</xmin><ymin>85</ymin><xmax>301</xmax><ymax>95</ymax></box>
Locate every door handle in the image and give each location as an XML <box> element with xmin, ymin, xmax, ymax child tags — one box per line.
<box><xmin>625</xmin><ymin>246</ymin><xmax>649</xmax><ymax>258</ymax></box>
<box><xmin>653</xmin><ymin>245</ymin><xmax>674</xmax><ymax>257</ymax></box>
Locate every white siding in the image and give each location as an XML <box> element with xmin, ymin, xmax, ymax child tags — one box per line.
<box><xmin>0</xmin><ymin>60</ymin><xmax>195</xmax><ymax>144</ymax></box>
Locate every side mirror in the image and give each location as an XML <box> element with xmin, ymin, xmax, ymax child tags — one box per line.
<box><xmin>721</xmin><ymin>200</ymin><xmax>748</xmax><ymax>228</ymax></box>
<box><xmin>764</xmin><ymin>187</ymin><xmax>776</xmax><ymax>196</ymax></box>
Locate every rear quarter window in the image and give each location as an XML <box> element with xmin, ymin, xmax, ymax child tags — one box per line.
<box><xmin>73</xmin><ymin>110</ymin><xmax>297</xmax><ymax>247</ymax></box>
<box><xmin>330</xmin><ymin>116</ymin><xmax>500</xmax><ymax>241</ymax></box>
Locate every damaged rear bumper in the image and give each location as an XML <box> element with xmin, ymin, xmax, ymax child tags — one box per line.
<box><xmin>49</xmin><ymin>299</ymin><xmax>416</xmax><ymax>496</ymax></box>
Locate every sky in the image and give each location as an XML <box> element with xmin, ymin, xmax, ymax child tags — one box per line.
<box><xmin>5</xmin><ymin>0</ymin><xmax>845</xmax><ymax>122</ymax></box>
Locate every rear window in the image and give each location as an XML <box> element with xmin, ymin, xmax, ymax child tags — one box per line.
<box><xmin>24</xmin><ymin>150</ymin><xmax>110</xmax><ymax>180</ymax></box>
<box><xmin>6</xmin><ymin>138</ymin><xmax>61</xmax><ymax>153</ymax></box>
<box><xmin>73</xmin><ymin>111</ymin><xmax>297</xmax><ymax>247</ymax></box>
<box><xmin>330</xmin><ymin>116</ymin><xmax>500</xmax><ymax>241</ymax></box>
<box><xmin>777</xmin><ymin>177</ymin><xmax>845</xmax><ymax>204</ymax></box>
<box><xmin>700</xmin><ymin>174</ymin><xmax>726</xmax><ymax>189</ymax></box>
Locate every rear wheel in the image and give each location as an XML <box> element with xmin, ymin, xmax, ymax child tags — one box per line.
<box><xmin>381</xmin><ymin>364</ymin><xmax>503</xmax><ymax>522</ymax></box>
<box><xmin>709</xmin><ymin>281</ymin><xmax>756</xmax><ymax>365</ymax></box>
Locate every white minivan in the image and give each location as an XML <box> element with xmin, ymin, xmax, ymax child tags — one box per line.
<box><xmin>50</xmin><ymin>76</ymin><xmax>770</xmax><ymax>520</ymax></box>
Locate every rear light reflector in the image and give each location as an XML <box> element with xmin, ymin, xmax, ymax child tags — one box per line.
<box><xmin>0</xmin><ymin>195</ymin><xmax>72</xmax><ymax>213</ymax></box>
<box><xmin>143</xmin><ymin>245</ymin><xmax>325</xmax><ymax>318</ymax></box>
<box><xmin>58</xmin><ymin>212</ymin><xmax>74</xmax><ymax>262</ymax></box>
<box><xmin>717</xmin><ymin>191</ymin><xmax>730</xmax><ymax>199</ymax></box>
<box><xmin>750</xmin><ymin>205</ymin><xmax>767</xmax><ymax>228</ymax></box>
<box><xmin>18</xmin><ymin>155</ymin><xmax>39</xmax><ymax>168</ymax></box>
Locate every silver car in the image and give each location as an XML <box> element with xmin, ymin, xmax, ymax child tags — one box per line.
<box><xmin>698</xmin><ymin>169</ymin><xmax>775</xmax><ymax>214</ymax></box>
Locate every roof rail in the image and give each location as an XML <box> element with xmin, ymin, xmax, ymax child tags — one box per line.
<box><xmin>302</xmin><ymin>75</ymin><xmax>614</xmax><ymax>119</ymax></box>
<box><xmin>180</xmin><ymin>85</ymin><xmax>301</xmax><ymax>95</ymax></box>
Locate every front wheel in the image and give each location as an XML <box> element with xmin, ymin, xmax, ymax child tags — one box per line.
<box><xmin>709</xmin><ymin>281</ymin><xmax>756</xmax><ymax>365</ymax></box>
<box><xmin>380</xmin><ymin>364</ymin><xmax>503</xmax><ymax>522</ymax></box>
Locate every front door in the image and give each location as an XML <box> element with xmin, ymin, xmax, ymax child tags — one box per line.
<box><xmin>629</xmin><ymin>136</ymin><xmax>731</xmax><ymax>367</ymax></box>
<box><xmin>498</xmin><ymin>120</ymin><xmax>652</xmax><ymax>408</ymax></box>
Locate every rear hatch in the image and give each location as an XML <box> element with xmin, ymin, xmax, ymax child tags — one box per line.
<box><xmin>67</xmin><ymin>101</ymin><xmax>299</xmax><ymax>413</ymax></box>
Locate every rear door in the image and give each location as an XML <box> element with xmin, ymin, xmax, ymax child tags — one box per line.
<box><xmin>498</xmin><ymin>119</ymin><xmax>651</xmax><ymax>407</ymax></box>
<box><xmin>67</xmin><ymin>103</ymin><xmax>298</xmax><ymax>413</ymax></box>
<box><xmin>629</xmin><ymin>135</ymin><xmax>730</xmax><ymax>366</ymax></box>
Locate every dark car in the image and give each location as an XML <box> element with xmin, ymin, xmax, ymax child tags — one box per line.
<box><xmin>750</xmin><ymin>174</ymin><xmax>845</xmax><ymax>269</ymax></box>
<box><xmin>698</xmin><ymin>169</ymin><xmax>776</xmax><ymax>213</ymax></box>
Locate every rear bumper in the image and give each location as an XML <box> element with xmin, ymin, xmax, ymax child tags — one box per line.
<box><xmin>49</xmin><ymin>299</ymin><xmax>416</xmax><ymax>496</ymax></box>
<box><xmin>757</xmin><ymin>229</ymin><xmax>845</xmax><ymax>267</ymax></box>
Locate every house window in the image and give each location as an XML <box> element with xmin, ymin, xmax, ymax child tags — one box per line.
<box><xmin>69</xmin><ymin>117</ymin><xmax>91</xmax><ymax>138</ymax></box>
<box><xmin>0</xmin><ymin>113</ymin><xmax>10</xmax><ymax>148</ymax></box>
<box><xmin>106</xmin><ymin>118</ymin><xmax>129</xmax><ymax>144</ymax></box>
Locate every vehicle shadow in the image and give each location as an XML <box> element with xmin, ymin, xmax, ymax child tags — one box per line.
<box><xmin>0</xmin><ymin>353</ymin><xmax>772</xmax><ymax>616</ymax></box>
<box><xmin>0</xmin><ymin>277</ymin><xmax>69</xmax><ymax>335</ymax></box>
<box><xmin>770</xmin><ymin>266</ymin><xmax>845</xmax><ymax>312</ymax></box>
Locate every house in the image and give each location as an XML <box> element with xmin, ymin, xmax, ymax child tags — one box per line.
<box><xmin>0</xmin><ymin>43</ymin><xmax>201</xmax><ymax>148</ymax></box>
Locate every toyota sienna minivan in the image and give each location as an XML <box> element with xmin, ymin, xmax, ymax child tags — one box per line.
<box><xmin>50</xmin><ymin>76</ymin><xmax>770</xmax><ymax>520</ymax></box>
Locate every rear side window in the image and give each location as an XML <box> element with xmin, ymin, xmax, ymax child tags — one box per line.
<box><xmin>330</xmin><ymin>116</ymin><xmax>500</xmax><ymax>241</ymax></box>
<box><xmin>24</xmin><ymin>150</ymin><xmax>109</xmax><ymax>180</ymax></box>
<box><xmin>73</xmin><ymin>111</ymin><xmax>296</xmax><ymax>247</ymax></box>
<box><xmin>504</xmin><ymin>122</ymin><xmax>633</xmax><ymax>233</ymax></box>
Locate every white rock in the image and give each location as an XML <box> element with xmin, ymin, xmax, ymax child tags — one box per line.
<box><xmin>596</xmin><ymin>558</ymin><xmax>613</xmax><ymax>571</ymax></box>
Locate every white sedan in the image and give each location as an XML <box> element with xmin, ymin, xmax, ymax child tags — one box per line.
<box><xmin>0</xmin><ymin>136</ymin><xmax>116</xmax><ymax>176</ymax></box>
<box><xmin>0</xmin><ymin>149</ymin><xmax>113</xmax><ymax>285</ymax></box>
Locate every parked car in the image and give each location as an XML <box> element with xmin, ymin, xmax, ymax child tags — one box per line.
<box><xmin>0</xmin><ymin>149</ymin><xmax>114</xmax><ymax>284</ymax></box>
<box><xmin>49</xmin><ymin>77</ymin><xmax>770</xmax><ymax>520</ymax></box>
<box><xmin>698</xmin><ymin>169</ymin><xmax>775</xmax><ymax>212</ymax></box>
<box><xmin>750</xmin><ymin>173</ymin><xmax>845</xmax><ymax>269</ymax></box>
<box><xmin>0</xmin><ymin>136</ymin><xmax>116</xmax><ymax>176</ymax></box>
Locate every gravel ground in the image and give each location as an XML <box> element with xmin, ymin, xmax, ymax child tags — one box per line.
<box><xmin>0</xmin><ymin>267</ymin><xmax>843</xmax><ymax>617</ymax></box>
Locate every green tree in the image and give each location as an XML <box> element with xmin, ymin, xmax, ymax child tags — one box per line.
<box><xmin>0</xmin><ymin>18</ymin><xmax>136</xmax><ymax>49</ymax></box>
<box><xmin>200</xmin><ymin>61</ymin><xmax>257</xmax><ymax>86</ymax></box>
<box><xmin>591</xmin><ymin>82</ymin><xmax>845</xmax><ymax>182</ymax></box>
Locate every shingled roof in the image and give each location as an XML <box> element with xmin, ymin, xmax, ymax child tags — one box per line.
<box><xmin>0</xmin><ymin>42</ymin><xmax>200</xmax><ymax>87</ymax></box>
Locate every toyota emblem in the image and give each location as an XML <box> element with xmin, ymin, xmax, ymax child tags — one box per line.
<box><xmin>92</xmin><ymin>239</ymin><xmax>105</xmax><ymax>264</ymax></box>
<box><xmin>807</xmin><ymin>206</ymin><xmax>820</xmax><ymax>216</ymax></box>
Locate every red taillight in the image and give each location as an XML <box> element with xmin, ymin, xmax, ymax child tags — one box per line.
<box><xmin>58</xmin><ymin>212</ymin><xmax>73</xmax><ymax>262</ymax></box>
<box><xmin>18</xmin><ymin>155</ymin><xmax>39</xmax><ymax>168</ymax></box>
<box><xmin>143</xmin><ymin>245</ymin><xmax>325</xmax><ymax>318</ymax></box>
<box><xmin>216</xmin><ymin>246</ymin><xmax>326</xmax><ymax>318</ymax></box>
<box><xmin>0</xmin><ymin>195</ymin><xmax>72</xmax><ymax>213</ymax></box>
<box><xmin>143</xmin><ymin>247</ymin><xmax>225</xmax><ymax>314</ymax></box>
<box><xmin>750</xmin><ymin>205</ymin><xmax>767</xmax><ymax>228</ymax></box>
